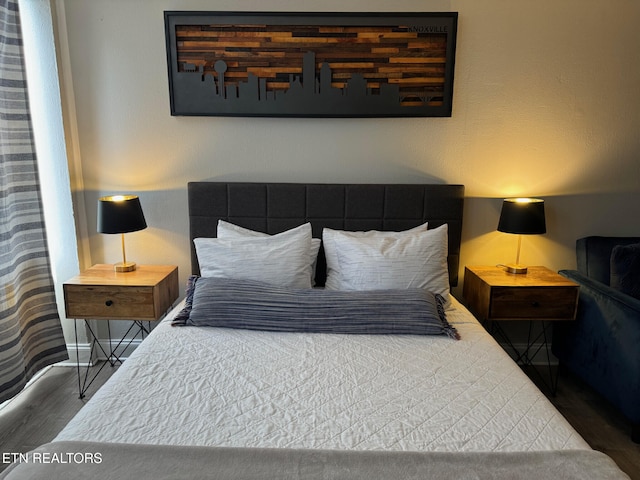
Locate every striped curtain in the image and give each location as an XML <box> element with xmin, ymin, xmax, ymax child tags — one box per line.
<box><xmin>0</xmin><ymin>0</ymin><xmax>68</xmax><ymax>403</ymax></box>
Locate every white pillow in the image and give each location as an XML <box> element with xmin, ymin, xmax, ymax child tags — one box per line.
<box><xmin>217</xmin><ymin>220</ymin><xmax>321</xmax><ymax>284</ymax></box>
<box><xmin>322</xmin><ymin>223</ymin><xmax>450</xmax><ymax>306</ymax></box>
<box><xmin>194</xmin><ymin>222</ymin><xmax>312</xmax><ymax>288</ymax></box>
<box><xmin>322</xmin><ymin>222</ymin><xmax>429</xmax><ymax>291</ymax></box>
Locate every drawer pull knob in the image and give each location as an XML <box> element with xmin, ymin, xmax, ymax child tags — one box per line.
<box><xmin>105</xmin><ymin>300</ymin><xmax>113</xmax><ymax>307</ymax></box>
<box><xmin>532</xmin><ymin>301</ymin><xmax>540</xmax><ymax>307</ymax></box>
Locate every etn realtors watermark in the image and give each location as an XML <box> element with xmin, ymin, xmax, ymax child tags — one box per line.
<box><xmin>3</xmin><ymin>451</ymin><xmax>102</xmax><ymax>465</ymax></box>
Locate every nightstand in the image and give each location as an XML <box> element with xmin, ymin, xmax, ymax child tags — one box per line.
<box><xmin>64</xmin><ymin>264</ymin><xmax>179</xmax><ymax>398</ymax></box>
<box><xmin>462</xmin><ymin>265</ymin><xmax>579</xmax><ymax>394</ymax></box>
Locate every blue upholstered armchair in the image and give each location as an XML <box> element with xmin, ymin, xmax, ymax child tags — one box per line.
<box><xmin>553</xmin><ymin>236</ymin><xmax>640</xmax><ymax>443</ymax></box>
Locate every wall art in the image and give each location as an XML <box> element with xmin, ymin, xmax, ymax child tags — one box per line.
<box><xmin>164</xmin><ymin>12</ymin><xmax>458</xmax><ymax>117</ymax></box>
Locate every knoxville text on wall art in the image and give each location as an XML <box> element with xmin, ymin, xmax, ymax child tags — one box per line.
<box><xmin>164</xmin><ymin>12</ymin><xmax>458</xmax><ymax>117</ymax></box>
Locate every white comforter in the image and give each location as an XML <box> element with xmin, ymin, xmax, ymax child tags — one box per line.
<box><xmin>56</xmin><ymin>298</ymin><xmax>589</xmax><ymax>452</ymax></box>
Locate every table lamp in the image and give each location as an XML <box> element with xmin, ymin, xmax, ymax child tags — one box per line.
<box><xmin>497</xmin><ymin>197</ymin><xmax>546</xmax><ymax>274</ymax></box>
<box><xmin>97</xmin><ymin>195</ymin><xmax>147</xmax><ymax>272</ymax></box>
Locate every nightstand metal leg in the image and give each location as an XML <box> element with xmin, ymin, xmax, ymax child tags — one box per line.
<box><xmin>522</xmin><ymin>321</ymin><xmax>559</xmax><ymax>395</ymax></box>
<box><xmin>107</xmin><ymin>320</ymin><xmax>114</xmax><ymax>366</ymax></box>
<box><xmin>489</xmin><ymin>320</ymin><xmax>559</xmax><ymax>396</ymax></box>
<box><xmin>75</xmin><ymin>319</ymin><xmax>120</xmax><ymax>399</ymax></box>
<box><xmin>107</xmin><ymin>320</ymin><xmax>149</xmax><ymax>365</ymax></box>
<box><xmin>74</xmin><ymin>319</ymin><xmax>82</xmax><ymax>399</ymax></box>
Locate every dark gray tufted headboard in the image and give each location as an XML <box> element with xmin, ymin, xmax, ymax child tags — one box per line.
<box><xmin>188</xmin><ymin>182</ymin><xmax>464</xmax><ymax>286</ymax></box>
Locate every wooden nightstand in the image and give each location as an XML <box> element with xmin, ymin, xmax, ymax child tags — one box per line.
<box><xmin>64</xmin><ymin>264</ymin><xmax>179</xmax><ymax>398</ymax></box>
<box><xmin>462</xmin><ymin>265</ymin><xmax>579</xmax><ymax>394</ymax></box>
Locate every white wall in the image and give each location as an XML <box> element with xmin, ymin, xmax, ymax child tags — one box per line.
<box><xmin>57</xmin><ymin>0</ymin><xmax>640</xmax><ymax>304</ymax></box>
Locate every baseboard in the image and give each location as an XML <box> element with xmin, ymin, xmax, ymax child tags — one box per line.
<box><xmin>58</xmin><ymin>338</ymin><xmax>142</xmax><ymax>366</ymax></box>
<box><xmin>58</xmin><ymin>342</ymin><xmax>95</xmax><ymax>367</ymax></box>
<box><xmin>498</xmin><ymin>341</ymin><xmax>559</xmax><ymax>366</ymax></box>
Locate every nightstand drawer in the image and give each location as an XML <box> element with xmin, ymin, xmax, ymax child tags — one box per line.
<box><xmin>63</xmin><ymin>264</ymin><xmax>179</xmax><ymax>321</ymax></box>
<box><xmin>490</xmin><ymin>286</ymin><xmax>578</xmax><ymax>320</ymax></box>
<box><xmin>64</xmin><ymin>285</ymin><xmax>156</xmax><ymax>320</ymax></box>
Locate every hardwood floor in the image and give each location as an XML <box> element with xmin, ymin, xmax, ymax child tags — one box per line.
<box><xmin>1</xmin><ymin>364</ymin><xmax>639</xmax><ymax>478</ymax></box>
<box><xmin>528</xmin><ymin>366</ymin><xmax>640</xmax><ymax>480</ymax></box>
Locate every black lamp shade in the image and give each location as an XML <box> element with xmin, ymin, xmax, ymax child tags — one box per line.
<box><xmin>497</xmin><ymin>198</ymin><xmax>546</xmax><ymax>235</ymax></box>
<box><xmin>97</xmin><ymin>195</ymin><xmax>147</xmax><ymax>234</ymax></box>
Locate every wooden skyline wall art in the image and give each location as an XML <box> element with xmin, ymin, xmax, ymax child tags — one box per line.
<box><xmin>164</xmin><ymin>12</ymin><xmax>458</xmax><ymax>118</ymax></box>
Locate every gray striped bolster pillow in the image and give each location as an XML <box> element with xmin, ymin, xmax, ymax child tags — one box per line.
<box><xmin>172</xmin><ymin>277</ymin><xmax>459</xmax><ymax>339</ymax></box>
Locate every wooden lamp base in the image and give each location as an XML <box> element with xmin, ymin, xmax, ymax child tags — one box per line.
<box><xmin>114</xmin><ymin>262</ymin><xmax>136</xmax><ymax>273</ymax></box>
<box><xmin>502</xmin><ymin>264</ymin><xmax>528</xmax><ymax>274</ymax></box>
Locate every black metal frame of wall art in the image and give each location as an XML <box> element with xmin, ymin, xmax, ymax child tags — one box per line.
<box><xmin>164</xmin><ymin>11</ymin><xmax>458</xmax><ymax>118</ymax></box>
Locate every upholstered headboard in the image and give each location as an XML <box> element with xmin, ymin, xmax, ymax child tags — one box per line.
<box><xmin>188</xmin><ymin>182</ymin><xmax>465</xmax><ymax>286</ymax></box>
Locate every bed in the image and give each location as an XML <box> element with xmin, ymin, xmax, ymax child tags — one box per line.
<box><xmin>0</xmin><ymin>183</ymin><xmax>629</xmax><ymax>479</ymax></box>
